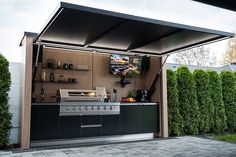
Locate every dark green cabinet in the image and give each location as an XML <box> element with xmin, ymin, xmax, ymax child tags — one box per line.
<box><xmin>31</xmin><ymin>104</ymin><xmax>159</xmax><ymax>141</ymax></box>
<box><xmin>120</xmin><ymin>105</ymin><xmax>140</xmax><ymax>134</ymax></box>
<box><xmin>59</xmin><ymin>116</ymin><xmax>81</xmax><ymax>139</ymax></box>
<box><xmin>31</xmin><ymin>105</ymin><xmax>59</xmax><ymax>140</ymax></box>
<box><xmin>140</xmin><ymin>105</ymin><xmax>158</xmax><ymax>133</ymax></box>
<box><xmin>120</xmin><ymin>105</ymin><xmax>159</xmax><ymax>134</ymax></box>
<box><xmin>102</xmin><ymin>115</ymin><xmax>119</xmax><ymax>136</ymax></box>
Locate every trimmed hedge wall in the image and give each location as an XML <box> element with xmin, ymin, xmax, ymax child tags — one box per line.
<box><xmin>167</xmin><ymin>69</ymin><xmax>182</xmax><ymax>136</ymax></box>
<box><xmin>207</xmin><ymin>70</ymin><xmax>227</xmax><ymax>134</ymax></box>
<box><xmin>176</xmin><ymin>66</ymin><xmax>199</xmax><ymax>135</ymax></box>
<box><xmin>0</xmin><ymin>54</ymin><xmax>12</xmax><ymax>148</ymax></box>
<box><xmin>220</xmin><ymin>71</ymin><xmax>236</xmax><ymax>132</ymax></box>
<box><xmin>193</xmin><ymin>69</ymin><xmax>214</xmax><ymax>133</ymax></box>
<box><xmin>168</xmin><ymin>67</ymin><xmax>236</xmax><ymax>136</ymax></box>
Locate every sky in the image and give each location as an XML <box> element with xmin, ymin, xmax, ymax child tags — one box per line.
<box><xmin>0</xmin><ymin>0</ymin><xmax>236</xmax><ymax>66</ymax></box>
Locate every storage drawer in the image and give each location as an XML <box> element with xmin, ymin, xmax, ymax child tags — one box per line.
<box><xmin>81</xmin><ymin>115</ymin><xmax>102</xmax><ymax>137</ymax></box>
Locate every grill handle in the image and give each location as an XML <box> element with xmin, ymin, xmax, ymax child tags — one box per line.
<box><xmin>81</xmin><ymin>124</ymin><xmax>102</xmax><ymax>128</ymax></box>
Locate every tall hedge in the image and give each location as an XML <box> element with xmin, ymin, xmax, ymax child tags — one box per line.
<box><xmin>193</xmin><ymin>69</ymin><xmax>214</xmax><ymax>133</ymax></box>
<box><xmin>176</xmin><ymin>66</ymin><xmax>199</xmax><ymax>135</ymax></box>
<box><xmin>220</xmin><ymin>71</ymin><xmax>236</xmax><ymax>132</ymax></box>
<box><xmin>208</xmin><ymin>70</ymin><xmax>227</xmax><ymax>134</ymax></box>
<box><xmin>167</xmin><ymin>69</ymin><xmax>182</xmax><ymax>136</ymax></box>
<box><xmin>0</xmin><ymin>54</ymin><xmax>12</xmax><ymax>147</ymax></box>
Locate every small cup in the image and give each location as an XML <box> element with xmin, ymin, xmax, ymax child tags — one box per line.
<box><xmin>63</xmin><ymin>63</ymin><xmax>68</xmax><ymax>69</ymax></box>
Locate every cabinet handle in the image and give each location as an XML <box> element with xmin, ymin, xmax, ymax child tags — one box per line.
<box><xmin>81</xmin><ymin>124</ymin><xmax>102</xmax><ymax>128</ymax></box>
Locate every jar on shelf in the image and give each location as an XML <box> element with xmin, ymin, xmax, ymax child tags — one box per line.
<box><xmin>57</xmin><ymin>60</ymin><xmax>61</xmax><ymax>68</ymax></box>
<box><xmin>59</xmin><ymin>74</ymin><xmax>64</xmax><ymax>82</ymax></box>
<box><xmin>41</xmin><ymin>69</ymin><xmax>46</xmax><ymax>81</ymax></box>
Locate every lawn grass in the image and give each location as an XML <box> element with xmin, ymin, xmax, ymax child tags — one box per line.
<box><xmin>211</xmin><ymin>134</ymin><xmax>236</xmax><ymax>143</ymax></box>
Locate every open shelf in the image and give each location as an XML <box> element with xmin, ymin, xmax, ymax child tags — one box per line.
<box><xmin>36</xmin><ymin>81</ymin><xmax>78</xmax><ymax>84</ymax></box>
<box><xmin>42</xmin><ymin>67</ymin><xmax>89</xmax><ymax>71</ymax></box>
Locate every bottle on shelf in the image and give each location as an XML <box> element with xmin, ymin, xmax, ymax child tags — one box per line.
<box><xmin>50</xmin><ymin>70</ymin><xmax>55</xmax><ymax>82</ymax></box>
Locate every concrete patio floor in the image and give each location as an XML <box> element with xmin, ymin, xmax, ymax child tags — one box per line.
<box><xmin>5</xmin><ymin>136</ymin><xmax>236</xmax><ymax>157</ymax></box>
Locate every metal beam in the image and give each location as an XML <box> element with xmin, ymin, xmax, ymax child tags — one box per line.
<box><xmin>34</xmin><ymin>7</ymin><xmax>64</xmax><ymax>42</ymax></box>
<box><xmin>160</xmin><ymin>35</ymin><xmax>229</xmax><ymax>55</ymax></box>
<box><xmin>38</xmin><ymin>40</ymin><xmax>163</xmax><ymax>56</ymax></box>
<box><xmin>83</xmin><ymin>20</ymin><xmax>127</xmax><ymax>47</ymax></box>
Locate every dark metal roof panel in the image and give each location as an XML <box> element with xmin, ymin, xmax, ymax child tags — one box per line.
<box><xmin>35</xmin><ymin>2</ymin><xmax>234</xmax><ymax>56</ymax></box>
<box><xmin>194</xmin><ymin>0</ymin><xmax>236</xmax><ymax>12</ymax></box>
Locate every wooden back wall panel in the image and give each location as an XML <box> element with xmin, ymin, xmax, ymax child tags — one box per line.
<box><xmin>35</xmin><ymin>48</ymin><xmax>161</xmax><ymax>103</ymax></box>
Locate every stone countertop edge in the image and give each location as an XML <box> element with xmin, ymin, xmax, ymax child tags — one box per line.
<box><xmin>120</xmin><ymin>102</ymin><xmax>158</xmax><ymax>105</ymax></box>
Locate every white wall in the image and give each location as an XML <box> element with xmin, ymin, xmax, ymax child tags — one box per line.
<box><xmin>8</xmin><ymin>62</ymin><xmax>22</xmax><ymax>144</ymax></box>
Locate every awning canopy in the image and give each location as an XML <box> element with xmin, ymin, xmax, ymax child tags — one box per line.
<box><xmin>194</xmin><ymin>0</ymin><xmax>236</xmax><ymax>12</ymax></box>
<box><xmin>35</xmin><ymin>2</ymin><xmax>234</xmax><ymax>56</ymax></box>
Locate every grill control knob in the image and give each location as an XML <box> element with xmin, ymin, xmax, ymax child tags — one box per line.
<box><xmin>98</xmin><ymin>106</ymin><xmax>100</xmax><ymax>110</ymax></box>
<box><xmin>110</xmin><ymin>106</ymin><xmax>113</xmax><ymax>110</ymax></box>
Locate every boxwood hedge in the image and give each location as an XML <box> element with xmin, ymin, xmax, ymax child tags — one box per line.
<box><xmin>176</xmin><ymin>66</ymin><xmax>199</xmax><ymax>135</ymax></box>
<box><xmin>167</xmin><ymin>69</ymin><xmax>182</xmax><ymax>136</ymax></box>
<box><xmin>221</xmin><ymin>71</ymin><xmax>236</xmax><ymax>132</ymax></box>
<box><xmin>208</xmin><ymin>70</ymin><xmax>227</xmax><ymax>134</ymax></box>
<box><xmin>193</xmin><ymin>69</ymin><xmax>214</xmax><ymax>134</ymax></box>
<box><xmin>0</xmin><ymin>54</ymin><xmax>12</xmax><ymax>148</ymax></box>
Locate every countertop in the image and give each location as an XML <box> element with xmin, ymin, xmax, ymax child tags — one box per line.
<box><xmin>120</xmin><ymin>102</ymin><xmax>158</xmax><ymax>105</ymax></box>
<box><xmin>32</xmin><ymin>102</ymin><xmax>159</xmax><ymax>106</ymax></box>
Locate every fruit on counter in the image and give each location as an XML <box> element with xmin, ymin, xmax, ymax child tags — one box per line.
<box><xmin>122</xmin><ymin>97</ymin><xmax>136</xmax><ymax>102</ymax></box>
<box><xmin>127</xmin><ymin>97</ymin><xmax>133</xmax><ymax>102</ymax></box>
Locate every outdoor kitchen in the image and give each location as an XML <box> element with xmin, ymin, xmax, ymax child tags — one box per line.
<box><xmin>19</xmin><ymin>2</ymin><xmax>233</xmax><ymax>149</ymax></box>
<box><xmin>30</xmin><ymin>46</ymin><xmax>161</xmax><ymax>146</ymax></box>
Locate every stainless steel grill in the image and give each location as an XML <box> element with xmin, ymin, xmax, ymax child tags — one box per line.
<box><xmin>58</xmin><ymin>89</ymin><xmax>120</xmax><ymax>116</ymax></box>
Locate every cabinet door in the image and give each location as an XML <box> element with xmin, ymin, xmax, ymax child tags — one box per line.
<box><xmin>59</xmin><ymin>116</ymin><xmax>81</xmax><ymax>139</ymax></box>
<box><xmin>140</xmin><ymin>105</ymin><xmax>158</xmax><ymax>133</ymax></box>
<box><xmin>31</xmin><ymin>105</ymin><xmax>59</xmax><ymax>141</ymax></box>
<box><xmin>102</xmin><ymin>115</ymin><xmax>119</xmax><ymax>136</ymax></box>
<box><xmin>81</xmin><ymin>115</ymin><xmax>102</xmax><ymax>137</ymax></box>
<box><xmin>120</xmin><ymin>106</ymin><xmax>140</xmax><ymax>134</ymax></box>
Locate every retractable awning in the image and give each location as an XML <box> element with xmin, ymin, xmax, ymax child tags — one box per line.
<box><xmin>194</xmin><ymin>0</ymin><xmax>236</xmax><ymax>12</ymax></box>
<box><xmin>34</xmin><ymin>2</ymin><xmax>234</xmax><ymax>56</ymax></box>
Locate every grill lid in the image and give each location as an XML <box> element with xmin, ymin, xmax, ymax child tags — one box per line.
<box><xmin>59</xmin><ymin>88</ymin><xmax>106</xmax><ymax>102</ymax></box>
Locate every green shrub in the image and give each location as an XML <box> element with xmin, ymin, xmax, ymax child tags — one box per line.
<box><xmin>176</xmin><ymin>66</ymin><xmax>199</xmax><ymax>135</ymax></box>
<box><xmin>0</xmin><ymin>54</ymin><xmax>12</xmax><ymax>148</ymax></box>
<box><xmin>193</xmin><ymin>69</ymin><xmax>214</xmax><ymax>133</ymax></box>
<box><xmin>208</xmin><ymin>70</ymin><xmax>227</xmax><ymax>134</ymax></box>
<box><xmin>220</xmin><ymin>71</ymin><xmax>236</xmax><ymax>132</ymax></box>
<box><xmin>167</xmin><ymin>69</ymin><xmax>182</xmax><ymax>136</ymax></box>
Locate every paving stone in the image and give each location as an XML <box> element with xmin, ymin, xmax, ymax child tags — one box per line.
<box><xmin>10</xmin><ymin>136</ymin><xmax>236</xmax><ymax>157</ymax></box>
